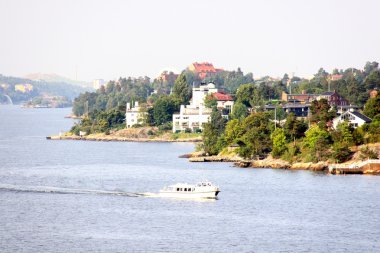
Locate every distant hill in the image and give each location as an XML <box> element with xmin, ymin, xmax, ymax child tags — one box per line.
<box><xmin>0</xmin><ymin>73</ymin><xmax>92</xmax><ymax>104</ymax></box>
<box><xmin>24</xmin><ymin>73</ymin><xmax>92</xmax><ymax>88</ymax></box>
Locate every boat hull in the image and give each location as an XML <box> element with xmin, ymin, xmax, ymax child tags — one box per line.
<box><xmin>159</xmin><ymin>190</ymin><xmax>219</xmax><ymax>199</ymax></box>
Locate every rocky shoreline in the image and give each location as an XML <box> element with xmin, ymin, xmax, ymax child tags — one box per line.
<box><xmin>47</xmin><ymin>134</ymin><xmax>202</xmax><ymax>143</ymax></box>
<box><xmin>189</xmin><ymin>155</ymin><xmax>328</xmax><ymax>171</ymax></box>
<box><xmin>186</xmin><ymin>152</ymin><xmax>380</xmax><ymax>174</ymax></box>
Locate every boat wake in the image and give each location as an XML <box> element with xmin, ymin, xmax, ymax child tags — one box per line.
<box><xmin>0</xmin><ymin>184</ymin><xmax>145</xmax><ymax>197</ymax></box>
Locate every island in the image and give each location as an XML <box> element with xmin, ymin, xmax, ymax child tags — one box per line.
<box><xmin>49</xmin><ymin>62</ymin><xmax>380</xmax><ymax>174</ymax></box>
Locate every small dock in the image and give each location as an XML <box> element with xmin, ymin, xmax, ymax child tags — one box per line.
<box><xmin>328</xmin><ymin>160</ymin><xmax>380</xmax><ymax>175</ymax></box>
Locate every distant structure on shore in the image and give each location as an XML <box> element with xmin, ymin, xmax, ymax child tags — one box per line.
<box><xmin>93</xmin><ymin>79</ymin><xmax>105</xmax><ymax>90</ymax></box>
<box><xmin>189</xmin><ymin>62</ymin><xmax>223</xmax><ymax>79</ymax></box>
<box><xmin>269</xmin><ymin>90</ymin><xmax>355</xmax><ymax>117</ymax></box>
<box><xmin>14</xmin><ymin>83</ymin><xmax>33</xmax><ymax>93</ymax></box>
<box><xmin>332</xmin><ymin>111</ymin><xmax>372</xmax><ymax>129</ymax></box>
<box><xmin>125</xmin><ymin>101</ymin><xmax>145</xmax><ymax>128</ymax></box>
<box><xmin>172</xmin><ymin>82</ymin><xmax>234</xmax><ymax>133</ymax></box>
<box><xmin>157</xmin><ymin>71</ymin><xmax>178</xmax><ymax>83</ymax></box>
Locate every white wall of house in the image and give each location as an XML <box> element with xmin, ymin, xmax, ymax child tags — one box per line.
<box><xmin>172</xmin><ymin>83</ymin><xmax>234</xmax><ymax>132</ymax></box>
<box><xmin>190</xmin><ymin>83</ymin><xmax>218</xmax><ymax>109</ymax></box>
<box><xmin>217</xmin><ymin>100</ymin><xmax>234</xmax><ymax>113</ymax></box>
<box><xmin>332</xmin><ymin>111</ymin><xmax>368</xmax><ymax>129</ymax></box>
<box><xmin>172</xmin><ymin>105</ymin><xmax>212</xmax><ymax>132</ymax></box>
<box><xmin>125</xmin><ymin>101</ymin><xmax>145</xmax><ymax>128</ymax></box>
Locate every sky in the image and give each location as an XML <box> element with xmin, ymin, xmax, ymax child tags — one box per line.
<box><xmin>1</xmin><ymin>0</ymin><xmax>379</xmax><ymax>82</ymax></box>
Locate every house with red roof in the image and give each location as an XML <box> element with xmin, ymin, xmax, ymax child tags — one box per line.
<box><xmin>211</xmin><ymin>92</ymin><xmax>234</xmax><ymax>114</ymax></box>
<box><xmin>189</xmin><ymin>62</ymin><xmax>223</xmax><ymax>79</ymax></box>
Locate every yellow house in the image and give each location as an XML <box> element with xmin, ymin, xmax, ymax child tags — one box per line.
<box><xmin>15</xmin><ymin>84</ymin><xmax>33</xmax><ymax>93</ymax></box>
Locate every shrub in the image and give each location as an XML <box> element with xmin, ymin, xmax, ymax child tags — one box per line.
<box><xmin>158</xmin><ymin>122</ymin><xmax>172</xmax><ymax>131</ymax></box>
<box><xmin>331</xmin><ymin>143</ymin><xmax>353</xmax><ymax>163</ymax></box>
<box><xmin>281</xmin><ymin>144</ymin><xmax>300</xmax><ymax>162</ymax></box>
<box><xmin>359</xmin><ymin>146</ymin><xmax>378</xmax><ymax>160</ymax></box>
<box><xmin>195</xmin><ymin>143</ymin><xmax>204</xmax><ymax>152</ymax></box>
<box><xmin>132</xmin><ymin>124</ymin><xmax>143</xmax><ymax>128</ymax></box>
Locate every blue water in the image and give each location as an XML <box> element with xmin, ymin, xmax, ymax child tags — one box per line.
<box><xmin>0</xmin><ymin>105</ymin><xmax>379</xmax><ymax>253</ymax></box>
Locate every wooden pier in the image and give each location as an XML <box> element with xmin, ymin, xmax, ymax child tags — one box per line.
<box><xmin>328</xmin><ymin>160</ymin><xmax>380</xmax><ymax>175</ymax></box>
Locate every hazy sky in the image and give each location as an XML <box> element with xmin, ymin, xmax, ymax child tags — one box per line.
<box><xmin>1</xmin><ymin>0</ymin><xmax>379</xmax><ymax>81</ymax></box>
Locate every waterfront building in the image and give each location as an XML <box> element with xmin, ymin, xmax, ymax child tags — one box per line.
<box><xmin>172</xmin><ymin>83</ymin><xmax>234</xmax><ymax>133</ymax></box>
<box><xmin>332</xmin><ymin>111</ymin><xmax>372</xmax><ymax>129</ymax></box>
<box><xmin>125</xmin><ymin>101</ymin><xmax>146</xmax><ymax>128</ymax></box>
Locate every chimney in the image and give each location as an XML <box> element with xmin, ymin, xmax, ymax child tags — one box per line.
<box><xmin>135</xmin><ymin>101</ymin><xmax>139</xmax><ymax>107</ymax></box>
<box><xmin>180</xmin><ymin>105</ymin><xmax>185</xmax><ymax>115</ymax></box>
<box><xmin>126</xmin><ymin>102</ymin><xmax>130</xmax><ymax>110</ymax></box>
<box><xmin>302</xmin><ymin>90</ymin><xmax>306</xmax><ymax>95</ymax></box>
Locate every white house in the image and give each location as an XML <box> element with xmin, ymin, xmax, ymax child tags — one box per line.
<box><xmin>172</xmin><ymin>83</ymin><xmax>234</xmax><ymax>133</ymax></box>
<box><xmin>332</xmin><ymin>111</ymin><xmax>372</xmax><ymax>129</ymax></box>
<box><xmin>125</xmin><ymin>102</ymin><xmax>146</xmax><ymax>128</ymax></box>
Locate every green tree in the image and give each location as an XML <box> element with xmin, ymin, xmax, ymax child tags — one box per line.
<box><xmin>367</xmin><ymin>115</ymin><xmax>380</xmax><ymax>143</ymax></box>
<box><xmin>331</xmin><ymin>142</ymin><xmax>352</xmax><ymax>163</ymax></box>
<box><xmin>363</xmin><ymin>94</ymin><xmax>380</xmax><ymax>119</ymax></box>
<box><xmin>236</xmin><ymin>112</ymin><xmax>272</xmax><ymax>159</ymax></box>
<box><xmin>204</xmin><ymin>95</ymin><xmax>217</xmax><ymax>108</ymax></box>
<box><xmin>236</xmin><ymin>83</ymin><xmax>256</xmax><ymax>107</ymax></box>
<box><xmin>224</xmin><ymin>119</ymin><xmax>243</xmax><ymax>144</ymax></box>
<box><xmin>302</xmin><ymin>125</ymin><xmax>331</xmax><ymax>162</ymax></box>
<box><xmin>310</xmin><ymin>99</ymin><xmax>332</xmax><ymax>124</ymax></box>
<box><xmin>363</xmin><ymin>61</ymin><xmax>379</xmax><ymax>74</ymax></box>
<box><xmin>334</xmin><ymin>122</ymin><xmax>354</xmax><ymax>145</ymax></box>
<box><xmin>363</xmin><ymin>70</ymin><xmax>380</xmax><ymax>90</ymax></box>
<box><xmin>271</xmin><ymin>128</ymin><xmax>287</xmax><ymax>158</ymax></box>
<box><xmin>231</xmin><ymin>102</ymin><xmax>248</xmax><ymax>120</ymax></box>
<box><xmin>203</xmin><ymin>109</ymin><xmax>227</xmax><ymax>155</ymax></box>
<box><xmin>283</xmin><ymin>113</ymin><xmax>308</xmax><ymax>144</ymax></box>
<box><xmin>153</xmin><ymin>96</ymin><xmax>180</xmax><ymax>125</ymax></box>
<box><xmin>173</xmin><ymin>74</ymin><xmax>191</xmax><ymax>104</ymax></box>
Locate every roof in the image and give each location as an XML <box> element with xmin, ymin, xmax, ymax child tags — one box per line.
<box><xmin>330</xmin><ymin>74</ymin><xmax>343</xmax><ymax>80</ymax></box>
<box><xmin>211</xmin><ymin>92</ymin><xmax>234</xmax><ymax>101</ymax></box>
<box><xmin>321</xmin><ymin>91</ymin><xmax>335</xmax><ymax>96</ymax></box>
<box><xmin>192</xmin><ymin>62</ymin><xmax>217</xmax><ymax>73</ymax></box>
<box><xmin>350</xmin><ymin>111</ymin><xmax>372</xmax><ymax>123</ymax></box>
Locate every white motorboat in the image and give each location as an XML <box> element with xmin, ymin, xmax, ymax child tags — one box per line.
<box><xmin>159</xmin><ymin>181</ymin><xmax>220</xmax><ymax>199</ymax></box>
